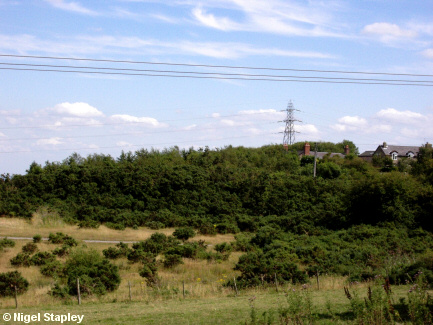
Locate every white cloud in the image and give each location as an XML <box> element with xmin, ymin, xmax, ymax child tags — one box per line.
<box><xmin>44</xmin><ymin>0</ymin><xmax>98</xmax><ymax>15</ymax></box>
<box><xmin>192</xmin><ymin>7</ymin><xmax>240</xmax><ymax>31</ymax></box>
<box><xmin>421</xmin><ymin>49</ymin><xmax>433</xmax><ymax>59</ymax></box>
<box><xmin>36</xmin><ymin>137</ymin><xmax>62</xmax><ymax>146</ymax></box>
<box><xmin>183</xmin><ymin>124</ymin><xmax>197</xmax><ymax>130</ymax></box>
<box><xmin>362</xmin><ymin>22</ymin><xmax>417</xmax><ymax>43</ymax></box>
<box><xmin>376</xmin><ymin>108</ymin><xmax>423</xmax><ymax>123</ymax></box>
<box><xmin>331</xmin><ymin>115</ymin><xmax>367</xmax><ymax>132</ymax></box>
<box><xmin>296</xmin><ymin>124</ymin><xmax>319</xmax><ymax>135</ymax></box>
<box><xmin>0</xmin><ymin>132</ymin><xmax>6</xmax><ymax>137</ymax></box>
<box><xmin>116</xmin><ymin>141</ymin><xmax>133</xmax><ymax>147</ymax></box>
<box><xmin>190</xmin><ymin>0</ymin><xmax>343</xmax><ymax>37</ymax></box>
<box><xmin>0</xmin><ymin>34</ymin><xmax>334</xmax><ymax>60</ymax></box>
<box><xmin>238</xmin><ymin>109</ymin><xmax>279</xmax><ymax>115</ymax></box>
<box><xmin>338</xmin><ymin>115</ymin><xmax>367</xmax><ymax>127</ymax></box>
<box><xmin>48</xmin><ymin>102</ymin><xmax>104</xmax><ymax>117</ymax></box>
<box><xmin>110</xmin><ymin>114</ymin><xmax>167</xmax><ymax>128</ymax></box>
<box><xmin>367</xmin><ymin>124</ymin><xmax>392</xmax><ymax>134</ymax></box>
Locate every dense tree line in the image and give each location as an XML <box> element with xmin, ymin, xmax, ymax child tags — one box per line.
<box><xmin>0</xmin><ymin>141</ymin><xmax>432</xmax><ymax>233</ymax></box>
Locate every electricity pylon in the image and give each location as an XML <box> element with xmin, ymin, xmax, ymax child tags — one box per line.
<box><xmin>281</xmin><ymin>101</ymin><xmax>301</xmax><ymax>149</ymax></box>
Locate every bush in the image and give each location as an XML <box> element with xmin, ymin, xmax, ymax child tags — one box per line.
<box><xmin>105</xmin><ymin>222</ymin><xmax>126</xmax><ymax>231</ymax></box>
<box><xmin>0</xmin><ymin>271</ymin><xmax>29</xmax><ymax>297</ymax></box>
<box><xmin>103</xmin><ymin>242</ymin><xmax>131</xmax><ymax>259</ymax></box>
<box><xmin>48</xmin><ymin>232</ymin><xmax>77</xmax><ymax>246</ymax></box>
<box><xmin>234</xmin><ymin>249</ymin><xmax>308</xmax><ymax>287</ymax></box>
<box><xmin>33</xmin><ymin>234</ymin><xmax>42</xmax><ymax>243</ymax></box>
<box><xmin>78</xmin><ymin>219</ymin><xmax>100</xmax><ymax>229</ymax></box>
<box><xmin>0</xmin><ymin>238</ymin><xmax>15</xmax><ymax>250</ymax></box>
<box><xmin>131</xmin><ymin>233</ymin><xmax>178</xmax><ymax>256</ymax></box>
<box><xmin>163</xmin><ymin>253</ymin><xmax>183</xmax><ymax>268</ymax></box>
<box><xmin>22</xmin><ymin>242</ymin><xmax>38</xmax><ymax>254</ymax></box>
<box><xmin>49</xmin><ymin>283</ymin><xmax>69</xmax><ymax>298</ymax></box>
<box><xmin>40</xmin><ymin>260</ymin><xmax>64</xmax><ymax>277</ymax></box>
<box><xmin>214</xmin><ymin>242</ymin><xmax>232</xmax><ymax>254</ymax></box>
<box><xmin>10</xmin><ymin>253</ymin><xmax>33</xmax><ymax>267</ymax></box>
<box><xmin>145</xmin><ymin>221</ymin><xmax>165</xmax><ymax>230</ymax></box>
<box><xmin>31</xmin><ymin>251</ymin><xmax>56</xmax><ymax>266</ymax></box>
<box><xmin>138</xmin><ymin>252</ymin><xmax>159</xmax><ymax>286</ymax></box>
<box><xmin>63</xmin><ymin>248</ymin><xmax>121</xmax><ymax>296</ymax></box>
<box><xmin>52</xmin><ymin>245</ymin><xmax>70</xmax><ymax>257</ymax></box>
<box><xmin>173</xmin><ymin>227</ymin><xmax>196</xmax><ymax>241</ymax></box>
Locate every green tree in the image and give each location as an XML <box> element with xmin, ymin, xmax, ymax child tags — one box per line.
<box><xmin>0</xmin><ymin>271</ymin><xmax>29</xmax><ymax>297</ymax></box>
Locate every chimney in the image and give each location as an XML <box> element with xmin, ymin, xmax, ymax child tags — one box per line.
<box><xmin>304</xmin><ymin>143</ymin><xmax>310</xmax><ymax>156</ymax></box>
<box><xmin>283</xmin><ymin>144</ymin><xmax>288</xmax><ymax>151</ymax></box>
<box><xmin>344</xmin><ymin>145</ymin><xmax>350</xmax><ymax>155</ymax></box>
<box><xmin>383</xmin><ymin>142</ymin><xmax>388</xmax><ymax>149</ymax></box>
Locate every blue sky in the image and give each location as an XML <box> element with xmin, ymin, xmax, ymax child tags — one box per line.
<box><xmin>0</xmin><ymin>0</ymin><xmax>432</xmax><ymax>174</ymax></box>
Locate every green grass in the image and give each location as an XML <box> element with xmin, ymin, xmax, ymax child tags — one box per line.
<box><xmin>0</xmin><ymin>285</ymin><xmax>415</xmax><ymax>324</ymax></box>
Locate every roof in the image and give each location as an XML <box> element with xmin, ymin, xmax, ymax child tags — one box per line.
<box><xmin>299</xmin><ymin>151</ymin><xmax>345</xmax><ymax>159</ymax></box>
<box><xmin>359</xmin><ymin>151</ymin><xmax>375</xmax><ymax>157</ymax></box>
<box><xmin>376</xmin><ymin>145</ymin><xmax>419</xmax><ymax>157</ymax></box>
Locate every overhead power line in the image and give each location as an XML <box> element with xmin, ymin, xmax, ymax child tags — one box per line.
<box><xmin>1</xmin><ymin>62</ymin><xmax>432</xmax><ymax>85</ymax></box>
<box><xmin>1</xmin><ymin>67</ymin><xmax>432</xmax><ymax>87</ymax></box>
<box><xmin>1</xmin><ymin>53</ymin><xmax>433</xmax><ymax>78</ymax></box>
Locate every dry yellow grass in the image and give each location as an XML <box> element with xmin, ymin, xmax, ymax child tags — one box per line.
<box><xmin>0</xmin><ymin>216</ymin><xmax>234</xmax><ymax>244</ymax></box>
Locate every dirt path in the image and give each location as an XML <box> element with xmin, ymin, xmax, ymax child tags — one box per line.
<box><xmin>1</xmin><ymin>236</ymin><xmax>137</xmax><ymax>244</ymax></box>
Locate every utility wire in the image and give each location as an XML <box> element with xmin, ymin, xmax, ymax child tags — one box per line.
<box><xmin>1</xmin><ymin>53</ymin><xmax>433</xmax><ymax>78</ymax></box>
<box><xmin>1</xmin><ymin>67</ymin><xmax>432</xmax><ymax>87</ymax></box>
<box><xmin>1</xmin><ymin>62</ymin><xmax>431</xmax><ymax>84</ymax></box>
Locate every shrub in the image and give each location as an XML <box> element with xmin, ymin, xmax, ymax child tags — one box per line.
<box><xmin>198</xmin><ymin>224</ymin><xmax>218</xmax><ymax>236</ymax></box>
<box><xmin>33</xmin><ymin>234</ymin><xmax>42</xmax><ymax>243</ymax></box>
<box><xmin>48</xmin><ymin>233</ymin><xmax>78</xmax><ymax>247</ymax></box>
<box><xmin>49</xmin><ymin>283</ymin><xmax>70</xmax><ymax>298</ymax></box>
<box><xmin>40</xmin><ymin>260</ymin><xmax>64</xmax><ymax>277</ymax></box>
<box><xmin>0</xmin><ymin>238</ymin><xmax>15</xmax><ymax>249</ymax></box>
<box><xmin>234</xmin><ymin>249</ymin><xmax>308</xmax><ymax>288</ymax></box>
<box><xmin>214</xmin><ymin>242</ymin><xmax>232</xmax><ymax>254</ymax></box>
<box><xmin>30</xmin><ymin>251</ymin><xmax>56</xmax><ymax>266</ymax></box>
<box><xmin>105</xmin><ymin>222</ymin><xmax>126</xmax><ymax>231</ymax></box>
<box><xmin>145</xmin><ymin>221</ymin><xmax>165</xmax><ymax>230</ymax></box>
<box><xmin>78</xmin><ymin>219</ymin><xmax>100</xmax><ymax>229</ymax></box>
<box><xmin>22</xmin><ymin>242</ymin><xmax>38</xmax><ymax>254</ymax></box>
<box><xmin>132</xmin><ymin>233</ymin><xmax>178</xmax><ymax>256</ymax></box>
<box><xmin>173</xmin><ymin>227</ymin><xmax>196</xmax><ymax>241</ymax></box>
<box><xmin>63</xmin><ymin>248</ymin><xmax>121</xmax><ymax>296</ymax></box>
<box><xmin>138</xmin><ymin>252</ymin><xmax>159</xmax><ymax>286</ymax></box>
<box><xmin>0</xmin><ymin>271</ymin><xmax>29</xmax><ymax>297</ymax></box>
<box><xmin>103</xmin><ymin>242</ymin><xmax>131</xmax><ymax>259</ymax></box>
<box><xmin>163</xmin><ymin>253</ymin><xmax>183</xmax><ymax>268</ymax></box>
<box><xmin>10</xmin><ymin>253</ymin><xmax>33</xmax><ymax>267</ymax></box>
<box><xmin>52</xmin><ymin>245</ymin><xmax>70</xmax><ymax>257</ymax></box>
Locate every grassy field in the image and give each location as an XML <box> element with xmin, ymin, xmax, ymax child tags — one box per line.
<box><xmin>0</xmin><ymin>216</ymin><xmax>427</xmax><ymax>324</ymax></box>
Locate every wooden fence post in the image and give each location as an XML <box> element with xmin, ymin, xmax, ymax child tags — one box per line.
<box><xmin>14</xmin><ymin>285</ymin><xmax>18</xmax><ymax>309</ymax></box>
<box><xmin>274</xmin><ymin>273</ymin><xmax>279</xmax><ymax>293</ymax></box>
<box><xmin>182</xmin><ymin>280</ymin><xmax>185</xmax><ymax>298</ymax></box>
<box><xmin>233</xmin><ymin>277</ymin><xmax>239</xmax><ymax>296</ymax></box>
<box><xmin>316</xmin><ymin>272</ymin><xmax>320</xmax><ymax>290</ymax></box>
<box><xmin>77</xmin><ymin>278</ymin><xmax>81</xmax><ymax>305</ymax></box>
<box><xmin>128</xmin><ymin>281</ymin><xmax>132</xmax><ymax>301</ymax></box>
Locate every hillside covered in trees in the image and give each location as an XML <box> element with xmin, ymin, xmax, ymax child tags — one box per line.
<box><xmin>1</xmin><ymin>140</ymin><xmax>432</xmax><ymax>233</ymax></box>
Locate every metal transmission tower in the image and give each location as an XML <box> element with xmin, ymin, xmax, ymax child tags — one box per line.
<box><xmin>281</xmin><ymin>101</ymin><xmax>301</xmax><ymax>149</ymax></box>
